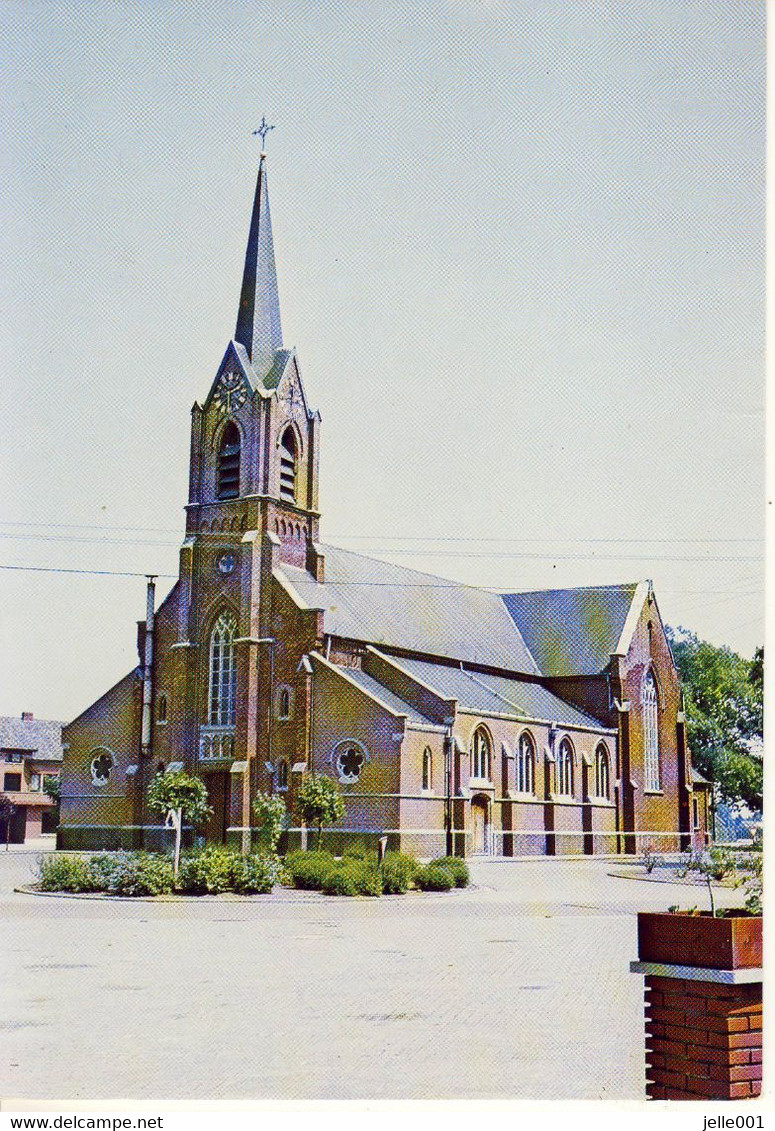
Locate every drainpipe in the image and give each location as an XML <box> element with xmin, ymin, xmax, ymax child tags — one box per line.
<box><xmin>138</xmin><ymin>575</ymin><xmax>156</xmax><ymax>844</ymax></box>
<box><xmin>444</xmin><ymin>726</ymin><xmax>454</xmax><ymax>857</ymax></box>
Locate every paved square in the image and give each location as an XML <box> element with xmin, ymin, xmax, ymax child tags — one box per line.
<box><xmin>0</xmin><ymin>850</ymin><xmax>744</xmax><ymax>1101</ymax></box>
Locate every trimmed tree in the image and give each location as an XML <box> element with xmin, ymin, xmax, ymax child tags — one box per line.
<box><xmin>0</xmin><ymin>794</ymin><xmax>17</xmax><ymax>850</ymax></box>
<box><xmin>251</xmin><ymin>792</ymin><xmax>286</xmax><ymax>853</ymax></box>
<box><xmin>295</xmin><ymin>774</ymin><xmax>345</xmax><ymax>849</ymax></box>
<box><xmin>147</xmin><ymin>770</ymin><xmax>212</xmax><ymax>876</ymax></box>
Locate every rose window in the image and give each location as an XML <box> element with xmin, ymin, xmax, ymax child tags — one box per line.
<box><xmin>90</xmin><ymin>751</ymin><xmax>113</xmax><ymax>786</ymax></box>
<box><xmin>334</xmin><ymin>743</ymin><xmax>366</xmax><ymax>784</ymax></box>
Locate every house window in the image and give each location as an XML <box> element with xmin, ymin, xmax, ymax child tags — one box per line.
<box><xmin>643</xmin><ymin>670</ymin><xmax>660</xmax><ymax>792</ymax></box>
<box><xmin>217</xmin><ymin>422</ymin><xmax>241</xmax><ymax>499</ymax></box>
<box><xmin>516</xmin><ymin>732</ymin><xmax>535</xmax><ymax>794</ymax></box>
<box><xmin>3</xmin><ymin>772</ymin><xmax>21</xmax><ymax>792</ymax></box>
<box><xmin>556</xmin><ymin>739</ymin><xmax>574</xmax><ymax>796</ymax></box>
<box><xmin>156</xmin><ymin>694</ymin><xmax>168</xmax><ymax>724</ymax></box>
<box><xmin>277</xmin><ymin>686</ymin><xmax>293</xmax><ymax>720</ymax></box>
<box><xmin>90</xmin><ymin>751</ymin><xmax>113</xmax><ymax>787</ymax></box>
<box><xmin>470</xmin><ymin>727</ymin><xmax>492</xmax><ymax>780</ymax></box>
<box><xmin>279</xmin><ymin>427</ymin><xmax>297</xmax><ymax>503</ymax></box>
<box><xmin>422</xmin><ymin>748</ymin><xmax>433</xmax><ymax>791</ymax></box>
<box><xmin>2</xmin><ymin>750</ymin><xmax>26</xmax><ymax>763</ymax></box>
<box><xmin>277</xmin><ymin>759</ymin><xmax>289</xmax><ymax>791</ymax></box>
<box><xmin>208</xmin><ymin>612</ymin><xmax>237</xmax><ymax>726</ymax></box>
<box><xmin>333</xmin><ymin>740</ymin><xmax>367</xmax><ymax>785</ymax></box>
<box><xmin>29</xmin><ymin>772</ymin><xmax>41</xmax><ymax>792</ymax></box>
<box><xmin>595</xmin><ymin>744</ymin><xmax>610</xmax><ymax>799</ymax></box>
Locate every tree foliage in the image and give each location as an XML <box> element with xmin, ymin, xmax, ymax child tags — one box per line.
<box><xmin>295</xmin><ymin>775</ymin><xmax>345</xmax><ymax>846</ymax></box>
<box><xmin>667</xmin><ymin>627</ymin><xmax>763</xmax><ymax>809</ymax></box>
<box><xmin>147</xmin><ymin>770</ymin><xmax>212</xmax><ymax>825</ymax></box>
<box><xmin>251</xmin><ymin>792</ymin><xmax>286</xmax><ymax>852</ymax></box>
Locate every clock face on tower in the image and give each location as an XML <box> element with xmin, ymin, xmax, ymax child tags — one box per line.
<box><xmin>217</xmin><ymin>551</ymin><xmax>237</xmax><ymax>575</ymax></box>
<box><xmin>214</xmin><ymin>370</ymin><xmax>247</xmax><ymax>416</ymax></box>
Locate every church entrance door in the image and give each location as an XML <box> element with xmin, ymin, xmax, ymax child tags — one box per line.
<box><xmin>471</xmin><ymin>795</ymin><xmax>490</xmax><ymax>855</ymax></box>
<box><xmin>203</xmin><ymin>771</ymin><xmax>231</xmax><ymax>843</ymax></box>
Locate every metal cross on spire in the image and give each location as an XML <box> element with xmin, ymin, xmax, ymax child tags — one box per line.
<box><xmin>253</xmin><ymin>115</ymin><xmax>275</xmax><ymax>151</ymax></box>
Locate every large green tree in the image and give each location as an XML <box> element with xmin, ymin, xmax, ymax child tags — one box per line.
<box><xmin>667</xmin><ymin>627</ymin><xmax>763</xmax><ymax>810</ymax></box>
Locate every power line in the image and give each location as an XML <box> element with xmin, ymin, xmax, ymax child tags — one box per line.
<box><xmin>0</xmin><ymin>564</ymin><xmax>177</xmax><ymax>579</ymax></box>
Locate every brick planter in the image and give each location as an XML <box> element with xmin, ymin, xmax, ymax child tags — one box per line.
<box><xmin>631</xmin><ymin>912</ymin><xmax>763</xmax><ymax>1100</ymax></box>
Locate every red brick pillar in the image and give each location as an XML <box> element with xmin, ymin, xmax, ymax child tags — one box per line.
<box><xmin>642</xmin><ymin>974</ymin><xmax>762</xmax><ymax>1099</ymax></box>
<box><xmin>632</xmin><ymin>912</ymin><xmax>762</xmax><ymax>1100</ymax></box>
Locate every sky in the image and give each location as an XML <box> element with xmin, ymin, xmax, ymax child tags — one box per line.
<box><xmin>0</xmin><ymin>0</ymin><xmax>765</xmax><ymax>722</ymax></box>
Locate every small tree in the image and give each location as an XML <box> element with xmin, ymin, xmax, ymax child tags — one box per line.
<box><xmin>0</xmin><ymin>794</ymin><xmax>17</xmax><ymax>851</ymax></box>
<box><xmin>295</xmin><ymin>775</ymin><xmax>345</xmax><ymax>849</ymax></box>
<box><xmin>147</xmin><ymin>770</ymin><xmax>212</xmax><ymax>876</ymax></box>
<box><xmin>251</xmin><ymin>792</ymin><xmax>286</xmax><ymax>853</ymax></box>
<box><xmin>43</xmin><ymin>776</ymin><xmax>61</xmax><ymax>829</ymax></box>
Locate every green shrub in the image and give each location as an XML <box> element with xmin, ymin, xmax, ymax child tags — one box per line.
<box><xmin>415</xmin><ymin>864</ymin><xmax>454</xmax><ymax>892</ymax></box>
<box><xmin>322</xmin><ymin>860</ymin><xmax>383</xmax><ymax>897</ymax></box>
<box><xmin>429</xmin><ymin>855</ymin><xmax>470</xmax><ymax>888</ymax></box>
<box><xmin>251</xmin><ymin>793</ymin><xmax>286</xmax><ymax>853</ymax></box>
<box><xmin>341</xmin><ymin>841</ymin><xmax>374</xmax><ymax>862</ymax></box>
<box><xmin>37</xmin><ymin>853</ymin><xmax>98</xmax><ymax>893</ymax></box>
<box><xmin>380</xmin><ymin>852</ymin><xmax>419</xmax><ymax>894</ymax></box>
<box><xmin>91</xmin><ymin>851</ymin><xmax>174</xmax><ymax>897</ymax></box>
<box><xmin>176</xmin><ymin>845</ymin><xmax>239</xmax><ymax>894</ymax></box>
<box><xmin>284</xmin><ymin>849</ymin><xmax>336</xmax><ymax>890</ymax></box>
<box><xmin>230</xmin><ymin>852</ymin><xmax>282</xmax><ymax>894</ymax></box>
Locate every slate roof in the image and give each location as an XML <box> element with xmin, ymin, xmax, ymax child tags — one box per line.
<box><xmin>328</xmin><ymin>665</ymin><xmax>438</xmax><ymax>727</ymax></box>
<box><xmin>500</xmin><ymin>583</ymin><xmax>641</xmax><ymax>677</ymax></box>
<box><xmin>0</xmin><ymin>716</ymin><xmax>64</xmax><ymax>761</ymax></box>
<box><xmin>384</xmin><ymin>655</ymin><xmax>609</xmax><ymax>731</ymax></box>
<box><xmin>280</xmin><ymin>545</ymin><xmax>541</xmax><ymax>674</ymax></box>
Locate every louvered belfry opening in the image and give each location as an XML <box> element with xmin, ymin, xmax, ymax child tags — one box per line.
<box><xmin>217</xmin><ymin>422</ymin><xmax>241</xmax><ymax>499</ymax></box>
<box><xmin>279</xmin><ymin>427</ymin><xmax>296</xmax><ymax>502</ymax></box>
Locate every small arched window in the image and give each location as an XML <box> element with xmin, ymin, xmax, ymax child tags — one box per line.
<box><xmin>470</xmin><ymin>727</ymin><xmax>492</xmax><ymax>780</ymax></box>
<box><xmin>517</xmin><ymin>732</ymin><xmax>535</xmax><ymax>795</ymax></box>
<box><xmin>279</xmin><ymin>427</ymin><xmax>297</xmax><ymax>503</ymax></box>
<box><xmin>277</xmin><ymin>759</ymin><xmax>289</xmax><ymax>791</ymax></box>
<box><xmin>422</xmin><ymin>748</ymin><xmax>433</xmax><ymax>791</ymax></box>
<box><xmin>277</xmin><ymin>686</ymin><xmax>293</xmax><ymax>720</ymax></box>
<box><xmin>156</xmin><ymin>693</ymin><xmax>168</xmax><ymax>724</ymax></box>
<box><xmin>217</xmin><ymin>422</ymin><xmax>241</xmax><ymax>499</ymax></box>
<box><xmin>643</xmin><ymin>670</ymin><xmax>660</xmax><ymax>791</ymax></box>
<box><xmin>556</xmin><ymin>738</ymin><xmax>574</xmax><ymax>796</ymax></box>
<box><xmin>595</xmin><ymin>744</ymin><xmax>610</xmax><ymax>799</ymax></box>
<box><xmin>208</xmin><ymin>611</ymin><xmax>237</xmax><ymax>726</ymax></box>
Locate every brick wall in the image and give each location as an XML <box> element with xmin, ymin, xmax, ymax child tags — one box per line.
<box><xmin>644</xmin><ymin>974</ymin><xmax>762</xmax><ymax>1100</ymax></box>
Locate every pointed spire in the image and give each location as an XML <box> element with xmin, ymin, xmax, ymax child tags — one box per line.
<box><xmin>234</xmin><ymin>152</ymin><xmax>283</xmax><ymax>380</ymax></box>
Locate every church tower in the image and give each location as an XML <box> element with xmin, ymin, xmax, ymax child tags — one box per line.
<box><xmin>167</xmin><ymin>142</ymin><xmax>325</xmax><ymax>843</ymax></box>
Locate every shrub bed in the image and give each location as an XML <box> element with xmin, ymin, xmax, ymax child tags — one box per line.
<box><xmin>322</xmin><ymin>859</ymin><xmax>383</xmax><ymax>897</ymax></box>
<box><xmin>380</xmin><ymin>852</ymin><xmax>420</xmax><ymax>894</ymax></box>
<box><xmin>415</xmin><ymin>864</ymin><xmax>455</xmax><ymax>892</ymax></box>
<box><xmin>38</xmin><ymin>853</ymin><xmax>99</xmax><ymax>893</ymax></box>
<box><xmin>91</xmin><ymin>851</ymin><xmax>174</xmax><ymax>896</ymax></box>
<box><xmin>429</xmin><ymin>855</ymin><xmax>470</xmax><ymax>888</ymax></box>
<box><xmin>284</xmin><ymin>849</ymin><xmax>337</xmax><ymax>890</ymax></box>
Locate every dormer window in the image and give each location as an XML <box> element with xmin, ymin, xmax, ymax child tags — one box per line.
<box><xmin>217</xmin><ymin>423</ymin><xmax>241</xmax><ymax>499</ymax></box>
<box><xmin>279</xmin><ymin>427</ymin><xmax>296</xmax><ymax>502</ymax></box>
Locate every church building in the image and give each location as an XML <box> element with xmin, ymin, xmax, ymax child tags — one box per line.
<box><xmin>58</xmin><ymin>147</ymin><xmax>711</xmax><ymax>857</ymax></box>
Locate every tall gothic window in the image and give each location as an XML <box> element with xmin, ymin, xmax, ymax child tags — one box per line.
<box><xmin>208</xmin><ymin>612</ymin><xmax>237</xmax><ymax>726</ymax></box>
<box><xmin>595</xmin><ymin>744</ymin><xmax>610</xmax><ymax>799</ymax></box>
<box><xmin>279</xmin><ymin>427</ymin><xmax>297</xmax><ymax>502</ymax></box>
<box><xmin>217</xmin><ymin>423</ymin><xmax>241</xmax><ymax>499</ymax></box>
<box><xmin>470</xmin><ymin>727</ymin><xmax>492</xmax><ymax>780</ymax></box>
<box><xmin>643</xmin><ymin>670</ymin><xmax>660</xmax><ymax>791</ymax></box>
<box><xmin>422</xmin><ymin>748</ymin><xmax>433</xmax><ymax>791</ymax></box>
<box><xmin>556</xmin><ymin>738</ymin><xmax>574</xmax><ymax>796</ymax></box>
<box><xmin>516</xmin><ymin>732</ymin><xmax>536</xmax><ymax>794</ymax></box>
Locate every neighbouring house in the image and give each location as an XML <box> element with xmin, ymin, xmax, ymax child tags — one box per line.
<box><xmin>58</xmin><ymin>149</ymin><xmax>709</xmax><ymax>857</ymax></box>
<box><xmin>1</xmin><ymin>713</ymin><xmax>63</xmax><ymax>843</ymax></box>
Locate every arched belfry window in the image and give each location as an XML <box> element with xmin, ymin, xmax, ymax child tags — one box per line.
<box><xmin>208</xmin><ymin>612</ymin><xmax>237</xmax><ymax>726</ymax></box>
<box><xmin>470</xmin><ymin>727</ymin><xmax>492</xmax><ymax>780</ymax></box>
<box><xmin>643</xmin><ymin>670</ymin><xmax>660</xmax><ymax>791</ymax></box>
<box><xmin>279</xmin><ymin>427</ymin><xmax>297</xmax><ymax>503</ymax></box>
<box><xmin>217</xmin><ymin>423</ymin><xmax>241</xmax><ymax>499</ymax></box>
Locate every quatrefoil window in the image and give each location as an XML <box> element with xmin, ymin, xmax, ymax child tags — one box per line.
<box><xmin>333</xmin><ymin>741</ymin><xmax>367</xmax><ymax>785</ymax></box>
<box><xmin>90</xmin><ymin>750</ymin><xmax>113</xmax><ymax>787</ymax></box>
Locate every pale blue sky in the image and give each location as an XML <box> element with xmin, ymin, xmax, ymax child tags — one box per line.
<box><xmin>0</xmin><ymin>0</ymin><xmax>764</xmax><ymax>720</ymax></box>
